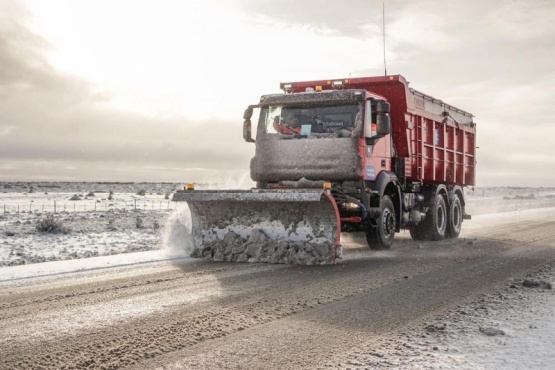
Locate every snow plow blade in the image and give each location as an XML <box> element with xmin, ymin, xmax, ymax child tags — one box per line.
<box><xmin>172</xmin><ymin>189</ymin><xmax>341</xmax><ymax>265</ymax></box>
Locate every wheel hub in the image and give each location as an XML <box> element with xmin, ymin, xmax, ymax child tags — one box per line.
<box><xmin>382</xmin><ymin>209</ymin><xmax>395</xmax><ymax>235</ymax></box>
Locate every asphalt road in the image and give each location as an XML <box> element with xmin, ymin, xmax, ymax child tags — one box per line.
<box><xmin>2</xmin><ymin>208</ymin><xmax>555</xmax><ymax>369</ymax></box>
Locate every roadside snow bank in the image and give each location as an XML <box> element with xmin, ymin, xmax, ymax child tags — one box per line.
<box><xmin>335</xmin><ymin>264</ymin><xmax>555</xmax><ymax>369</ymax></box>
<box><xmin>0</xmin><ymin>250</ymin><xmax>184</xmax><ymax>282</ymax></box>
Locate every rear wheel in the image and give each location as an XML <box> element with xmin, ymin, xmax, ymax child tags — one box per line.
<box><xmin>412</xmin><ymin>193</ymin><xmax>447</xmax><ymax>241</ymax></box>
<box><xmin>366</xmin><ymin>195</ymin><xmax>395</xmax><ymax>250</ymax></box>
<box><xmin>446</xmin><ymin>193</ymin><xmax>462</xmax><ymax>239</ymax></box>
<box><xmin>409</xmin><ymin>221</ymin><xmax>427</xmax><ymax>240</ymax></box>
<box><xmin>425</xmin><ymin>193</ymin><xmax>447</xmax><ymax>241</ymax></box>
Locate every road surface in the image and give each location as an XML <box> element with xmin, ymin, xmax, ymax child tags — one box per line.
<box><xmin>2</xmin><ymin>207</ymin><xmax>555</xmax><ymax>369</ymax></box>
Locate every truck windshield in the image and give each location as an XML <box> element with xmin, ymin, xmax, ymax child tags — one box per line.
<box><xmin>262</xmin><ymin>103</ymin><xmax>361</xmax><ymax>138</ymax></box>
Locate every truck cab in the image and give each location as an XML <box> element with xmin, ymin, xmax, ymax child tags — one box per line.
<box><xmin>245</xmin><ymin>89</ymin><xmax>392</xmax><ymax>184</ymax></box>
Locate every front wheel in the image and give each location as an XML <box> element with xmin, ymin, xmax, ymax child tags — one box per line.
<box><xmin>366</xmin><ymin>195</ymin><xmax>396</xmax><ymax>250</ymax></box>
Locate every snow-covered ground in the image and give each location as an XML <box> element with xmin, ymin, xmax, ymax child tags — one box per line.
<box><xmin>2</xmin><ymin>183</ymin><xmax>555</xmax><ymax>268</ymax></box>
<box><xmin>424</xmin><ymin>268</ymin><xmax>555</xmax><ymax>370</ymax></box>
<box><xmin>465</xmin><ymin>186</ymin><xmax>555</xmax><ymax>215</ymax></box>
<box><xmin>338</xmin><ymin>264</ymin><xmax>555</xmax><ymax>370</ymax></box>
<box><xmin>0</xmin><ymin>250</ymin><xmax>178</xmax><ymax>282</ymax></box>
<box><xmin>0</xmin><ymin>182</ymin><xmax>194</xmax><ymax>267</ymax></box>
<box><xmin>2</xmin><ymin>182</ymin><xmax>555</xmax><ymax>369</ymax></box>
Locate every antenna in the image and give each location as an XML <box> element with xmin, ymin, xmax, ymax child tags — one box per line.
<box><xmin>382</xmin><ymin>2</ymin><xmax>387</xmax><ymax>76</ymax></box>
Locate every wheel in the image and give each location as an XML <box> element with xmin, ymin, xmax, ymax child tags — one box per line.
<box><xmin>424</xmin><ymin>193</ymin><xmax>447</xmax><ymax>241</ymax></box>
<box><xmin>409</xmin><ymin>221</ymin><xmax>427</xmax><ymax>240</ymax></box>
<box><xmin>446</xmin><ymin>193</ymin><xmax>463</xmax><ymax>239</ymax></box>
<box><xmin>366</xmin><ymin>195</ymin><xmax>395</xmax><ymax>250</ymax></box>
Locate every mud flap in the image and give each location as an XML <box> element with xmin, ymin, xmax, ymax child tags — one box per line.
<box><xmin>172</xmin><ymin>189</ymin><xmax>341</xmax><ymax>264</ymax></box>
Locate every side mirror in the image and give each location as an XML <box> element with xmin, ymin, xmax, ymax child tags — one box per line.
<box><xmin>243</xmin><ymin>107</ymin><xmax>255</xmax><ymax>143</ymax></box>
<box><xmin>376</xmin><ymin>100</ymin><xmax>390</xmax><ymax>113</ymax></box>
<box><xmin>243</xmin><ymin>107</ymin><xmax>253</xmax><ymax>120</ymax></box>
<box><xmin>376</xmin><ymin>113</ymin><xmax>391</xmax><ymax>136</ymax></box>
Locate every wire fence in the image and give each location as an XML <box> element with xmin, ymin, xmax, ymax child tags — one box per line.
<box><xmin>2</xmin><ymin>199</ymin><xmax>177</xmax><ymax>215</ymax></box>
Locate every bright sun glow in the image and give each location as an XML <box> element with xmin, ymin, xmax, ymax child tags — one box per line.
<box><xmin>23</xmin><ymin>0</ymin><xmax>382</xmax><ymax>119</ymax></box>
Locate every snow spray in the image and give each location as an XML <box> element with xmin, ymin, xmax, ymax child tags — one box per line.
<box><xmin>162</xmin><ymin>172</ymin><xmax>254</xmax><ymax>259</ymax></box>
<box><xmin>202</xmin><ymin>171</ymin><xmax>255</xmax><ymax>190</ymax></box>
<box><xmin>161</xmin><ymin>202</ymin><xmax>193</xmax><ymax>258</ymax></box>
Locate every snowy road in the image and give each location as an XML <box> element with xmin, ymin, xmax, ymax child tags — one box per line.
<box><xmin>1</xmin><ymin>208</ymin><xmax>555</xmax><ymax>369</ymax></box>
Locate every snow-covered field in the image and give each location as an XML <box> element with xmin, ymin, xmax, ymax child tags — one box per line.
<box><xmin>0</xmin><ymin>182</ymin><xmax>191</xmax><ymax>267</ymax></box>
<box><xmin>465</xmin><ymin>187</ymin><xmax>555</xmax><ymax>215</ymax></box>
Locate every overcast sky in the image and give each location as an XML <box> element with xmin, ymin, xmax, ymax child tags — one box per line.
<box><xmin>1</xmin><ymin>0</ymin><xmax>554</xmax><ymax>186</ymax></box>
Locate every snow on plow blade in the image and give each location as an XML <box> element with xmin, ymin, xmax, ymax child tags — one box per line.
<box><xmin>172</xmin><ymin>189</ymin><xmax>340</xmax><ymax>265</ymax></box>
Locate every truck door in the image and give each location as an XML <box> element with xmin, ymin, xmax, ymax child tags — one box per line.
<box><xmin>364</xmin><ymin>99</ymin><xmax>391</xmax><ymax>181</ymax></box>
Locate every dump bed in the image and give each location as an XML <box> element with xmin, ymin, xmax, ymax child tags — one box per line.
<box><xmin>283</xmin><ymin>75</ymin><xmax>476</xmax><ymax>186</ymax></box>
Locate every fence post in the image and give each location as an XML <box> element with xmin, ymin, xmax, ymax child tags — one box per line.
<box><xmin>134</xmin><ymin>199</ymin><xmax>137</xmax><ymax>210</ymax></box>
<box><xmin>95</xmin><ymin>202</ymin><xmax>96</xmax><ymax>211</ymax></box>
<box><xmin>54</xmin><ymin>201</ymin><xmax>56</xmax><ymax>214</ymax></box>
<box><xmin>3</xmin><ymin>204</ymin><xmax>5</xmax><ymax>214</ymax></box>
<box><xmin>74</xmin><ymin>203</ymin><xmax>76</xmax><ymax>212</ymax></box>
<box><xmin>17</xmin><ymin>204</ymin><xmax>19</xmax><ymax>214</ymax></box>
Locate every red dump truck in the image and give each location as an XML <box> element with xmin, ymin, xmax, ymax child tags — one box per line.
<box><xmin>173</xmin><ymin>75</ymin><xmax>476</xmax><ymax>264</ymax></box>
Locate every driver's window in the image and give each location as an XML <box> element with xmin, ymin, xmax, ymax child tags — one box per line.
<box><xmin>265</xmin><ymin>106</ymin><xmax>282</xmax><ymax>134</ymax></box>
<box><xmin>364</xmin><ymin>100</ymin><xmax>373</xmax><ymax>138</ymax></box>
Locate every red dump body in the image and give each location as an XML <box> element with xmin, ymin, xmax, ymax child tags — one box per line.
<box><xmin>282</xmin><ymin>75</ymin><xmax>476</xmax><ymax>187</ymax></box>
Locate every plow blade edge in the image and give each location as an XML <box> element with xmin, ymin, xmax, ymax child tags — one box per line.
<box><xmin>172</xmin><ymin>189</ymin><xmax>340</xmax><ymax>264</ymax></box>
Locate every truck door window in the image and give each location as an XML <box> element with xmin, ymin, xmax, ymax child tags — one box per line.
<box><xmin>364</xmin><ymin>100</ymin><xmax>373</xmax><ymax>138</ymax></box>
<box><xmin>266</xmin><ymin>106</ymin><xmax>281</xmax><ymax>134</ymax></box>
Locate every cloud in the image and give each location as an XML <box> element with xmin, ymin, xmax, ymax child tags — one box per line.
<box><xmin>237</xmin><ymin>0</ymin><xmax>379</xmax><ymax>37</ymax></box>
<box><xmin>489</xmin><ymin>0</ymin><xmax>555</xmax><ymax>41</ymax></box>
<box><xmin>0</xmin><ymin>1</ymin><xmax>253</xmax><ymax>182</ymax></box>
<box><xmin>2</xmin><ymin>0</ymin><xmax>555</xmax><ymax>186</ymax></box>
<box><xmin>0</xmin><ymin>2</ymin><xmax>49</xmax><ymax>87</ymax></box>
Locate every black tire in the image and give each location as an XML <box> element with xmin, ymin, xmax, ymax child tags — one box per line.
<box><xmin>366</xmin><ymin>195</ymin><xmax>395</xmax><ymax>250</ymax></box>
<box><xmin>409</xmin><ymin>221</ymin><xmax>427</xmax><ymax>240</ymax></box>
<box><xmin>425</xmin><ymin>193</ymin><xmax>447</xmax><ymax>241</ymax></box>
<box><xmin>446</xmin><ymin>193</ymin><xmax>463</xmax><ymax>239</ymax></box>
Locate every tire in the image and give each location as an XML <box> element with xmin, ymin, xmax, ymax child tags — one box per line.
<box><xmin>366</xmin><ymin>195</ymin><xmax>395</xmax><ymax>250</ymax></box>
<box><xmin>409</xmin><ymin>221</ymin><xmax>427</xmax><ymax>240</ymax></box>
<box><xmin>425</xmin><ymin>193</ymin><xmax>447</xmax><ymax>241</ymax></box>
<box><xmin>446</xmin><ymin>193</ymin><xmax>463</xmax><ymax>239</ymax></box>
